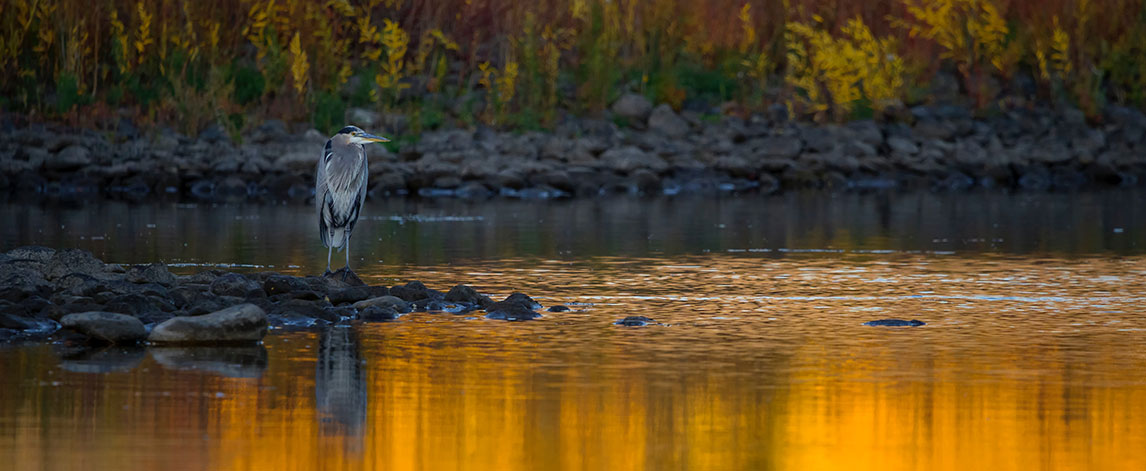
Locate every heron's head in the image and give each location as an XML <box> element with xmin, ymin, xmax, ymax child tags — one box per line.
<box><xmin>336</xmin><ymin>125</ymin><xmax>390</xmax><ymax>145</ymax></box>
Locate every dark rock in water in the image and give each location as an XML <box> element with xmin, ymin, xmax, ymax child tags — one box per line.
<box><xmin>210</xmin><ymin>273</ymin><xmax>262</xmax><ymax>297</ymax></box>
<box><xmin>60</xmin><ymin>312</ymin><xmax>147</xmax><ymax>344</ymax></box>
<box><xmin>485</xmin><ymin>301</ymin><xmax>541</xmax><ymax>321</ymax></box>
<box><xmin>150</xmin><ymin>345</ymin><xmax>268</xmax><ymax>378</ymax></box>
<box><xmin>504</xmin><ymin>292</ymin><xmax>542</xmax><ymax>310</ymax></box>
<box><xmin>863</xmin><ymin>319</ymin><xmax>926</xmax><ymax>327</ymax></box>
<box><xmin>125</xmin><ymin>263</ymin><xmax>177</xmax><ymax>287</ymax></box>
<box><xmin>328</xmin><ymin>287</ymin><xmax>372</xmax><ymax>305</ymax></box>
<box><xmin>263</xmin><ymin>275</ymin><xmax>310</xmax><ymax>296</ymax></box>
<box><xmin>547</xmin><ymin>305</ymin><xmax>571</xmax><ymax>312</ymax></box>
<box><xmin>323</xmin><ymin>268</ymin><xmax>366</xmax><ymax>287</ymax></box>
<box><xmin>390</xmin><ymin>281</ymin><xmax>443</xmax><ymax>302</ymax></box>
<box><xmin>615</xmin><ymin>316</ymin><xmax>656</xmax><ymax>326</ymax></box>
<box><xmin>148</xmin><ymin>303</ymin><xmax>268</xmax><ymax>344</ymax></box>
<box><xmin>367</xmin><ymin>285</ymin><xmax>390</xmax><ymax>298</ymax></box>
<box><xmin>353</xmin><ymin>295</ymin><xmax>412</xmax><ymax>314</ymax></box>
<box><xmin>444</xmin><ymin>284</ymin><xmax>493</xmax><ymax>308</ymax></box>
<box><xmin>0</xmin><ymin>312</ymin><xmax>36</xmax><ymax>330</ymax></box>
<box><xmin>271</xmin><ymin>299</ymin><xmax>338</xmax><ymax>323</ymax></box>
<box><xmin>359</xmin><ymin>305</ymin><xmax>400</xmax><ymax>321</ymax></box>
<box><xmin>56</xmin><ymin>345</ymin><xmax>147</xmax><ymax>374</ymax></box>
<box><xmin>389</xmin><ymin>284</ymin><xmax>428</xmax><ymax>302</ymax></box>
<box><xmin>322</xmin><ymin>305</ymin><xmax>357</xmax><ymax>321</ymax></box>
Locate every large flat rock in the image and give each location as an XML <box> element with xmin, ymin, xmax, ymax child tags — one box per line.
<box><xmin>148</xmin><ymin>303</ymin><xmax>268</xmax><ymax>345</ymax></box>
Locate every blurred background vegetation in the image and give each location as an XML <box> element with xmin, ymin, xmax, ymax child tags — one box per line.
<box><xmin>1</xmin><ymin>0</ymin><xmax>1144</xmax><ymax>138</ymax></box>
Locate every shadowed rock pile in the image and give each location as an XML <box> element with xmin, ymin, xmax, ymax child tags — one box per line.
<box><xmin>0</xmin><ymin>246</ymin><xmax>549</xmax><ymax>345</ymax></box>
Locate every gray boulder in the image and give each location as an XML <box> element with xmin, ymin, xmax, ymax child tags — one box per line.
<box><xmin>611</xmin><ymin>93</ymin><xmax>653</xmax><ymax>123</ymax></box>
<box><xmin>148</xmin><ymin>303</ymin><xmax>268</xmax><ymax>344</ymax></box>
<box><xmin>599</xmin><ymin>146</ymin><xmax>668</xmax><ymax>173</ymax></box>
<box><xmin>47</xmin><ymin>145</ymin><xmax>92</xmax><ymax>171</ymax></box>
<box><xmin>754</xmin><ymin>136</ymin><xmax>803</xmax><ymax>159</ymax></box>
<box><xmin>61</xmin><ymin>312</ymin><xmax>147</xmax><ymax>344</ymax></box>
<box><xmin>648</xmin><ymin>104</ymin><xmax>690</xmax><ymax>135</ymax></box>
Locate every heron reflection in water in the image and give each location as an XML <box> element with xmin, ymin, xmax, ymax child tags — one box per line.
<box><xmin>316</xmin><ymin>327</ymin><xmax>367</xmax><ymax>451</ymax></box>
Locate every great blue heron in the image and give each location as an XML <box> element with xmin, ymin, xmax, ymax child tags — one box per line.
<box><xmin>316</xmin><ymin>125</ymin><xmax>389</xmax><ymax>275</ymax></box>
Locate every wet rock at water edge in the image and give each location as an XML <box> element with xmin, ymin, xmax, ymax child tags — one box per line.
<box><xmin>270</xmin><ymin>298</ymin><xmax>339</xmax><ymax>323</ymax></box>
<box><xmin>389</xmin><ymin>281</ymin><xmax>442</xmax><ymax>302</ymax></box>
<box><xmin>60</xmin><ymin>311</ymin><xmax>147</xmax><ymax>344</ymax></box>
<box><xmin>263</xmin><ymin>274</ymin><xmax>311</xmax><ymax>296</ymax></box>
<box><xmin>444</xmin><ymin>284</ymin><xmax>493</xmax><ymax>309</ymax></box>
<box><xmin>359</xmin><ymin>305</ymin><xmax>401</xmax><ymax>322</ymax></box>
<box><xmin>863</xmin><ymin>319</ymin><xmax>926</xmax><ymax>327</ymax></box>
<box><xmin>615</xmin><ymin>316</ymin><xmax>656</xmax><ymax>326</ymax></box>
<box><xmin>148</xmin><ymin>303</ymin><xmax>268</xmax><ymax>344</ymax></box>
<box><xmin>323</xmin><ymin>268</ymin><xmax>367</xmax><ymax>287</ymax></box>
<box><xmin>504</xmin><ymin>292</ymin><xmax>542</xmax><ymax>310</ymax></box>
<box><xmin>353</xmin><ymin>295</ymin><xmax>413</xmax><ymax>314</ymax></box>
<box><xmin>485</xmin><ymin>302</ymin><xmax>541</xmax><ymax>321</ymax></box>
<box><xmin>547</xmin><ymin>305</ymin><xmax>571</xmax><ymax>312</ymax></box>
<box><xmin>484</xmin><ymin>292</ymin><xmax>543</xmax><ymax>321</ymax></box>
<box><xmin>327</xmin><ymin>286</ymin><xmax>373</xmax><ymax>305</ymax></box>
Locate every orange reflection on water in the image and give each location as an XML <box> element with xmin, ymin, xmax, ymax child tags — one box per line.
<box><xmin>3</xmin><ymin>255</ymin><xmax>1146</xmax><ymax>470</ymax></box>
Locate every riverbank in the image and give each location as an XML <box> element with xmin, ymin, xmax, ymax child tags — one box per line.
<box><xmin>2</xmin><ymin>100</ymin><xmax>1145</xmax><ymax>203</ymax></box>
<box><xmin>0</xmin><ymin>246</ymin><xmax>562</xmax><ymax>345</ymax></box>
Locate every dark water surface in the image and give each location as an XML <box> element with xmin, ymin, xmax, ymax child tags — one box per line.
<box><xmin>2</xmin><ymin>191</ymin><xmax>1146</xmax><ymax>470</ymax></box>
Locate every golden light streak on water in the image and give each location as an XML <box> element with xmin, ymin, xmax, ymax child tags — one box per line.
<box><xmin>3</xmin><ymin>255</ymin><xmax>1146</xmax><ymax>470</ymax></box>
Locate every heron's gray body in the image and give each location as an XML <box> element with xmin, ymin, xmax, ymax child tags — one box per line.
<box><xmin>316</xmin><ymin>134</ymin><xmax>368</xmax><ymax>250</ymax></box>
<box><xmin>315</xmin><ymin>126</ymin><xmax>387</xmax><ymax>274</ymax></box>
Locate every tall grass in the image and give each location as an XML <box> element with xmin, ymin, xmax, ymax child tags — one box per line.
<box><xmin>1</xmin><ymin>0</ymin><xmax>1144</xmax><ymax>134</ymax></box>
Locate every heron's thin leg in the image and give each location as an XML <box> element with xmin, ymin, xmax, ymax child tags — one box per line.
<box><xmin>343</xmin><ymin>236</ymin><xmax>352</xmax><ymax>280</ymax></box>
<box><xmin>325</xmin><ymin>245</ymin><xmax>333</xmax><ymax>275</ymax></box>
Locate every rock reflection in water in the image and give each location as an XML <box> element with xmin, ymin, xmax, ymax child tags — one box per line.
<box><xmin>150</xmin><ymin>346</ymin><xmax>268</xmax><ymax>378</ymax></box>
<box><xmin>316</xmin><ymin>326</ymin><xmax>367</xmax><ymax>451</ymax></box>
<box><xmin>54</xmin><ymin>344</ymin><xmax>146</xmax><ymax>374</ymax></box>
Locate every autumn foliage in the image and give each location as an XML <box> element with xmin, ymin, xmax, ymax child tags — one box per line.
<box><xmin>1</xmin><ymin>0</ymin><xmax>1144</xmax><ymax>133</ymax></box>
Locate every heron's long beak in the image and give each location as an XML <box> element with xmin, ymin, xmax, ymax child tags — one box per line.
<box><xmin>361</xmin><ymin>132</ymin><xmax>390</xmax><ymax>143</ymax></box>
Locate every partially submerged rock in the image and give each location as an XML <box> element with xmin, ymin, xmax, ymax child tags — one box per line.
<box><xmin>615</xmin><ymin>316</ymin><xmax>656</xmax><ymax>326</ymax></box>
<box><xmin>353</xmin><ymin>295</ymin><xmax>412</xmax><ymax>314</ymax></box>
<box><xmin>863</xmin><ymin>319</ymin><xmax>926</xmax><ymax>327</ymax></box>
<box><xmin>484</xmin><ymin>293</ymin><xmax>542</xmax><ymax>321</ymax></box>
<box><xmin>60</xmin><ymin>311</ymin><xmax>147</xmax><ymax>344</ymax></box>
<box><xmin>148</xmin><ymin>303</ymin><xmax>268</xmax><ymax>344</ymax></box>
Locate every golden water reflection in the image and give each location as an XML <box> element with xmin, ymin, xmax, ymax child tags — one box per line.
<box><xmin>3</xmin><ymin>254</ymin><xmax>1146</xmax><ymax>470</ymax></box>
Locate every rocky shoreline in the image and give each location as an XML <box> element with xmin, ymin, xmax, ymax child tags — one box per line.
<box><xmin>2</xmin><ymin>98</ymin><xmax>1145</xmax><ymax>202</ymax></box>
<box><xmin>0</xmin><ymin>246</ymin><xmax>569</xmax><ymax>346</ymax></box>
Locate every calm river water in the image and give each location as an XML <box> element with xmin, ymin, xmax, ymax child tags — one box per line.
<box><xmin>2</xmin><ymin>190</ymin><xmax>1146</xmax><ymax>470</ymax></box>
